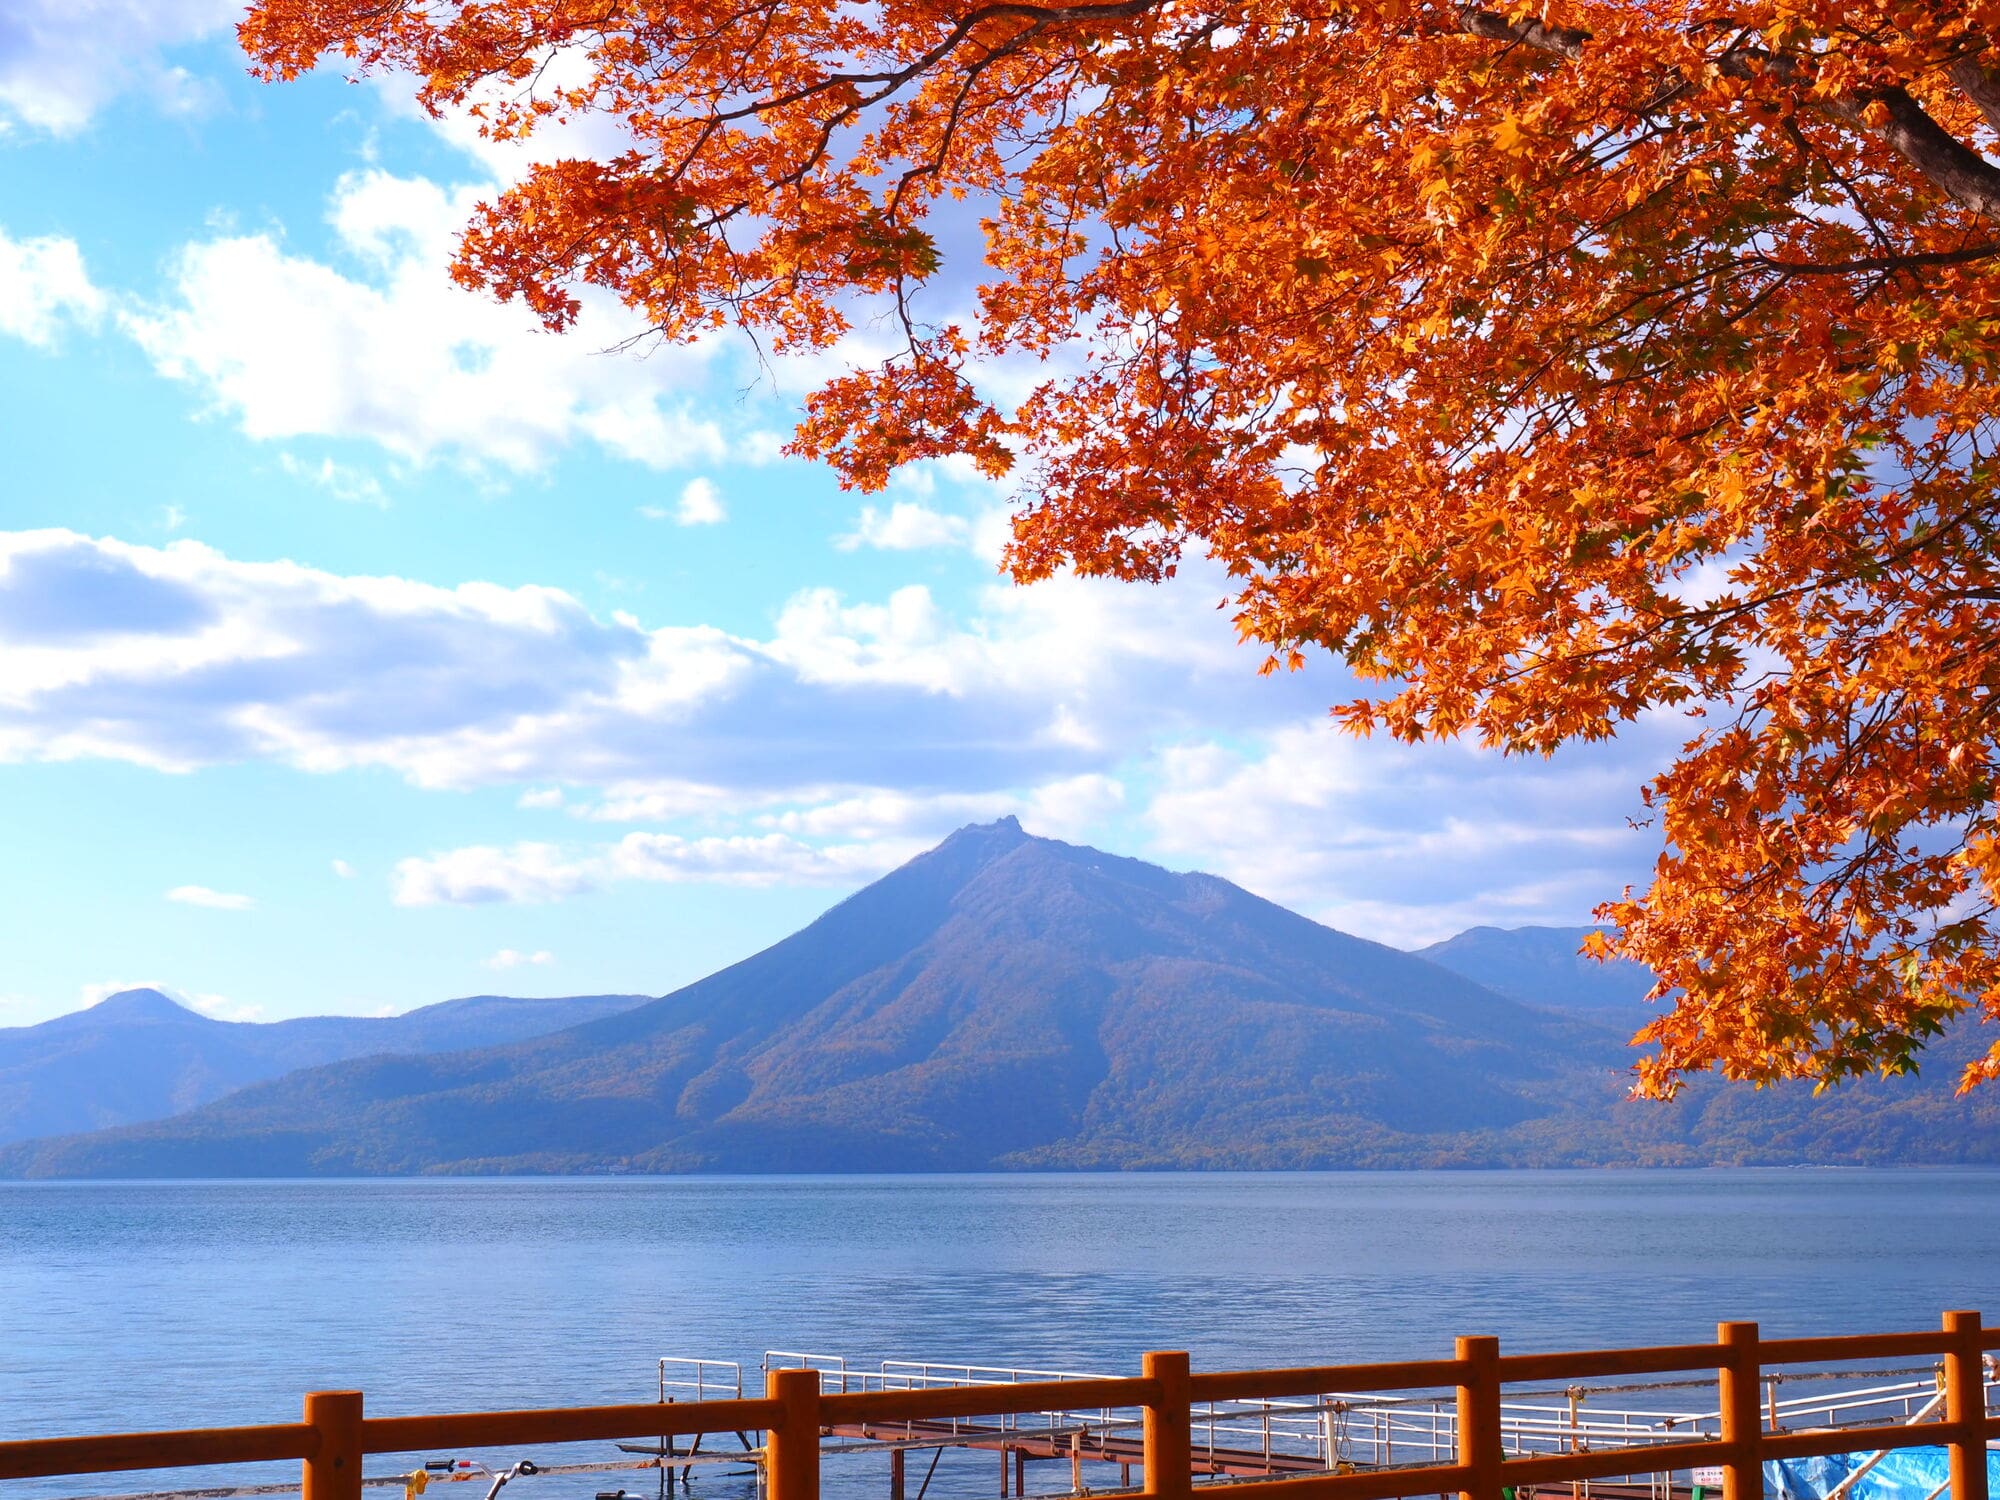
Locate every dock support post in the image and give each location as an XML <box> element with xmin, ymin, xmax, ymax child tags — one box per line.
<box><xmin>890</xmin><ymin>1448</ymin><xmax>905</xmax><ymax>1500</ymax></box>
<box><xmin>1946</xmin><ymin>1310</ymin><xmax>1989</xmax><ymax>1500</ymax></box>
<box><xmin>1718</xmin><ymin>1323</ymin><xmax>1761</xmax><ymax>1500</ymax></box>
<box><xmin>303</xmin><ymin>1391</ymin><xmax>363</xmax><ymax>1500</ymax></box>
<box><xmin>1001</xmin><ymin>1445</ymin><xmax>1010</xmax><ymax>1497</ymax></box>
<box><xmin>1016</xmin><ymin>1447</ymin><xmax>1026</xmax><ymax>1497</ymax></box>
<box><xmin>768</xmin><ymin>1369</ymin><xmax>821</xmax><ymax>1500</ymax></box>
<box><xmin>663</xmin><ymin>1397</ymin><xmax>677</xmax><ymax>1493</ymax></box>
<box><xmin>1455</xmin><ymin>1338</ymin><xmax>1503</xmax><ymax>1500</ymax></box>
<box><xmin>1143</xmin><ymin>1351</ymin><xmax>1191</xmax><ymax>1500</ymax></box>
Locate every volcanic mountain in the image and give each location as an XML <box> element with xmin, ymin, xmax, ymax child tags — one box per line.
<box><xmin>5</xmin><ymin>820</ymin><xmax>1996</xmax><ymax>1175</ymax></box>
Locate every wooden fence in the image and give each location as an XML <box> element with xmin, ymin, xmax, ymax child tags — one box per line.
<box><xmin>2</xmin><ymin>1312</ymin><xmax>1994</xmax><ymax>1500</ymax></box>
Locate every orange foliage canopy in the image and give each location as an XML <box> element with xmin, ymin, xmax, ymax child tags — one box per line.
<box><xmin>241</xmin><ymin>0</ymin><xmax>2000</xmax><ymax>1095</ymax></box>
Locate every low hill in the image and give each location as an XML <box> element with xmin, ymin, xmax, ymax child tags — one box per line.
<box><xmin>5</xmin><ymin>822</ymin><xmax>1996</xmax><ymax>1176</ymax></box>
<box><xmin>1411</xmin><ymin>928</ymin><xmax>2000</xmax><ymax>1165</ymax></box>
<box><xmin>0</xmin><ymin>989</ymin><xmax>649</xmax><ymax>1144</ymax></box>
<box><xmin>1417</xmin><ymin>925</ymin><xmax>1657</xmax><ymax>1016</ymax></box>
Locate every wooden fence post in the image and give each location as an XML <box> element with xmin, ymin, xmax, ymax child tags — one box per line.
<box><xmin>767</xmin><ymin>1369</ymin><xmax>821</xmax><ymax>1500</ymax></box>
<box><xmin>1455</xmin><ymin>1337</ymin><xmax>1503</xmax><ymax>1500</ymax></box>
<box><xmin>302</xmin><ymin>1392</ymin><xmax>363</xmax><ymax>1500</ymax></box>
<box><xmin>1143</xmin><ymin>1351</ymin><xmax>1191</xmax><ymax>1500</ymax></box>
<box><xmin>1718</xmin><ymin>1323</ymin><xmax>1761</xmax><ymax>1500</ymax></box>
<box><xmin>1945</xmin><ymin>1310</ymin><xmax>1989</xmax><ymax>1500</ymax></box>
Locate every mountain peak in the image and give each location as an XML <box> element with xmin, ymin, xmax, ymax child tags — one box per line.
<box><xmin>941</xmin><ymin>814</ymin><xmax>1028</xmax><ymax>846</ymax></box>
<box><xmin>85</xmin><ymin>989</ymin><xmax>197</xmax><ymax>1023</ymax></box>
<box><xmin>894</xmin><ymin>815</ymin><xmax>1037</xmax><ymax>884</ymax></box>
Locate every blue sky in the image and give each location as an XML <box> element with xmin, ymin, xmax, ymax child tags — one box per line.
<box><xmin>0</xmin><ymin>3</ymin><xmax>1667</xmax><ymax>1025</ymax></box>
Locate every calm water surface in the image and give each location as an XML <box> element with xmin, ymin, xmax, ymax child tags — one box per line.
<box><xmin>3</xmin><ymin>1171</ymin><xmax>1996</xmax><ymax>1497</ymax></box>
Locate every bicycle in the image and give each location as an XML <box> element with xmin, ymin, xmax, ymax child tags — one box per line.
<box><xmin>405</xmin><ymin>1458</ymin><xmax>541</xmax><ymax>1500</ymax></box>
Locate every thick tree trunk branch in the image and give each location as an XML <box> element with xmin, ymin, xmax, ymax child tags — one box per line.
<box><xmin>1456</xmin><ymin>6</ymin><xmax>1585</xmax><ymax>59</ymax></box>
<box><xmin>1948</xmin><ymin>56</ymin><xmax>2000</xmax><ymax>135</ymax></box>
<box><xmin>1816</xmin><ymin>83</ymin><xmax>2000</xmax><ymax>222</ymax></box>
<box><xmin>1457</xmin><ymin>7</ymin><xmax>2000</xmax><ymax>223</ymax></box>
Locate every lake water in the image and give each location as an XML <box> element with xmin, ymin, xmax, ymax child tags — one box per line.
<box><xmin>3</xmin><ymin>1171</ymin><xmax>1997</xmax><ymax>1500</ymax></box>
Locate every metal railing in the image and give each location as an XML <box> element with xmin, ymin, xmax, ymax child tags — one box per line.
<box><xmin>748</xmin><ymin>1348</ymin><xmax>1998</xmax><ymax>1475</ymax></box>
<box><xmin>660</xmin><ymin>1360</ymin><xmax>744</xmax><ymax>1404</ymax></box>
<box><xmin>3</xmin><ymin>1312</ymin><xmax>1995</xmax><ymax>1500</ymax></box>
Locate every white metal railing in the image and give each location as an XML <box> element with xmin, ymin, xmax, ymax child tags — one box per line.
<box><xmin>711</xmin><ymin>1352</ymin><xmax>2000</xmax><ymax>1482</ymax></box>
<box><xmin>762</xmin><ymin>1353</ymin><xmax>852</xmax><ymax>1392</ymax></box>
<box><xmin>658</xmin><ymin>1358</ymin><xmax>743</xmax><ymax>1403</ymax></box>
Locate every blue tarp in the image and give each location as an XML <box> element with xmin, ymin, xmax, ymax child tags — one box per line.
<box><xmin>1767</xmin><ymin>1446</ymin><xmax>2000</xmax><ymax>1500</ymax></box>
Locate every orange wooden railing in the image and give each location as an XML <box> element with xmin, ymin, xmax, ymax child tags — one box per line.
<box><xmin>2</xmin><ymin>1312</ymin><xmax>1994</xmax><ymax>1500</ymax></box>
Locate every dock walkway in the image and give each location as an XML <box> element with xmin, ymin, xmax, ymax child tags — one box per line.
<box><xmin>618</xmin><ymin>1349</ymin><xmax>1993</xmax><ymax>1500</ymax></box>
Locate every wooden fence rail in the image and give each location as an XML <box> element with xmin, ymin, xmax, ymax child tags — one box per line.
<box><xmin>2</xmin><ymin>1312</ymin><xmax>1993</xmax><ymax>1500</ymax></box>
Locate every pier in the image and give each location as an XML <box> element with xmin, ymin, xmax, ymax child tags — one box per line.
<box><xmin>3</xmin><ymin>1314</ymin><xmax>1996</xmax><ymax>1500</ymax></box>
<box><xmin>620</xmin><ymin>1346</ymin><xmax>1999</xmax><ymax>1500</ymax></box>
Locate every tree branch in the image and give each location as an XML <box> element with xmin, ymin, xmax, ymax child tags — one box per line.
<box><xmin>1455</xmin><ymin>6</ymin><xmax>1585</xmax><ymax>60</ymax></box>
<box><xmin>1456</xmin><ymin>7</ymin><xmax>2000</xmax><ymax>223</ymax></box>
<box><xmin>1949</xmin><ymin>56</ymin><xmax>2000</xmax><ymax>135</ymax></box>
<box><xmin>1791</xmin><ymin>76</ymin><xmax>2000</xmax><ymax>222</ymax></box>
<box><xmin>1745</xmin><ymin>242</ymin><xmax>2000</xmax><ymax>276</ymax></box>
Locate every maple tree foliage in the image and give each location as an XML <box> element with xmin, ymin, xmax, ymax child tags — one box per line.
<box><xmin>241</xmin><ymin>0</ymin><xmax>2000</xmax><ymax>1096</ymax></box>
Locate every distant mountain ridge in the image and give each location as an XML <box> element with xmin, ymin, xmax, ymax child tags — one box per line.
<box><xmin>0</xmin><ymin>988</ymin><xmax>649</xmax><ymax>1145</ymax></box>
<box><xmin>1417</xmin><ymin>925</ymin><xmax>1658</xmax><ymax>1016</ymax></box>
<box><xmin>5</xmin><ymin>821</ymin><xmax>1996</xmax><ymax>1176</ymax></box>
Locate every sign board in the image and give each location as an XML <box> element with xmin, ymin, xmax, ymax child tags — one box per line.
<box><xmin>1691</xmin><ymin>1467</ymin><xmax>1727</xmax><ymax>1487</ymax></box>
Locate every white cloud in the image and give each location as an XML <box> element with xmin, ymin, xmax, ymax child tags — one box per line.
<box><xmin>402</xmin><ymin>780</ymin><xmax>1128</xmax><ymax>908</ymax></box>
<box><xmin>121</xmin><ymin>170</ymin><xmax>737</xmax><ymax>475</ymax></box>
<box><xmin>483</xmin><ymin>947</ymin><xmax>554</xmax><ymax>970</ymax></box>
<box><xmin>160</xmin><ymin>505</ymin><xmax>187</xmax><ymax>532</ymax></box>
<box><xmin>763</xmin><ymin>584</ymin><xmax>974</xmax><ymax>693</ymax></box>
<box><xmin>393</xmin><ymin>843</ymin><xmax>596</xmax><ymax>906</ymax></box>
<box><xmin>1137</xmin><ymin>718</ymin><xmax>1662</xmax><ymax>946</ymax></box>
<box><xmin>280</xmin><ymin>454</ymin><xmax>389</xmax><ymax>508</ymax></box>
<box><xmin>166</xmin><ymin>884</ymin><xmax>254</xmax><ymax>910</ymax></box>
<box><xmin>1022</xmin><ymin>774</ymin><xmax>1127</xmax><ymax>839</ymax></box>
<box><xmin>396</xmin><ymin>831</ymin><xmax>921</xmax><ymax>906</ymax></box>
<box><xmin>0</xmin><ymin>528</ymin><xmax>1309</xmax><ymax>796</ymax></box>
<box><xmin>613</xmin><ymin>831</ymin><xmax>911</xmax><ymax>886</ymax></box>
<box><xmin>185</xmin><ymin>990</ymin><xmax>264</xmax><ymax>1022</ymax></box>
<box><xmin>367</xmin><ymin>47</ymin><xmax>639</xmax><ymax>191</ymax></box>
<box><xmin>0</xmin><ymin>229</ymin><xmax>105</xmax><ymax>346</ymax></box>
<box><xmin>0</xmin><ymin>527</ymin><xmax>1679</xmax><ymax>935</ymax></box>
<box><xmin>575</xmin><ymin>780</ymin><xmax>764</xmax><ymax>823</ymax></box>
<box><xmin>673</xmin><ymin>477</ymin><xmax>725</xmax><ymax>526</ymax></box>
<box><xmin>737</xmin><ymin>429</ymin><xmax>789</xmax><ymax>465</ymax></box>
<box><xmin>331</xmin><ymin>858</ymin><xmax>355</xmax><ymax>878</ymax></box>
<box><xmin>637</xmin><ymin>477</ymin><xmax>726</xmax><ymax>526</ymax></box>
<box><xmin>756</xmin><ymin>775</ymin><xmax>1125</xmax><ymax>845</ymax></box>
<box><xmin>0</xmin><ymin>0</ymin><xmax>238</xmax><ymax>134</ymax></box>
<box><xmin>836</xmin><ymin>501</ymin><xmax>973</xmax><ymax>552</ymax></box>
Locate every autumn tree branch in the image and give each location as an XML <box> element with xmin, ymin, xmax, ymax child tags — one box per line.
<box><xmin>1456</xmin><ymin>6</ymin><xmax>2000</xmax><ymax>223</ymax></box>
<box><xmin>1948</xmin><ymin>56</ymin><xmax>2000</xmax><ymax>134</ymax></box>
